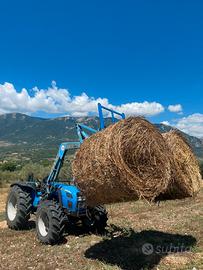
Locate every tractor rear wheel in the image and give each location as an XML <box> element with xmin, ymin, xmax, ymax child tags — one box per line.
<box><xmin>36</xmin><ymin>200</ymin><xmax>65</xmax><ymax>245</ymax></box>
<box><xmin>6</xmin><ymin>185</ymin><xmax>32</xmax><ymax>230</ymax></box>
<box><xmin>83</xmin><ymin>205</ymin><xmax>108</xmax><ymax>233</ymax></box>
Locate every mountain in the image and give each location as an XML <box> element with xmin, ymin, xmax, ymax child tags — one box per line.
<box><xmin>0</xmin><ymin>113</ymin><xmax>98</xmax><ymax>145</ymax></box>
<box><xmin>0</xmin><ymin>113</ymin><xmax>103</xmax><ymax>161</ymax></box>
<box><xmin>0</xmin><ymin>113</ymin><xmax>202</xmax><ymax>161</ymax></box>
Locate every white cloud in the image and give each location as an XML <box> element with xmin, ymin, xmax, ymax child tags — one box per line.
<box><xmin>115</xmin><ymin>102</ymin><xmax>164</xmax><ymax>117</ymax></box>
<box><xmin>168</xmin><ymin>104</ymin><xmax>182</xmax><ymax>113</ymax></box>
<box><xmin>0</xmin><ymin>81</ymin><xmax>164</xmax><ymax>117</ymax></box>
<box><xmin>161</xmin><ymin>121</ymin><xmax>170</xmax><ymax>126</ymax></box>
<box><xmin>160</xmin><ymin>114</ymin><xmax>203</xmax><ymax>138</ymax></box>
<box><xmin>174</xmin><ymin>113</ymin><xmax>203</xmax><ymax>138</ymax></box>
<box><xmin>159</xmin><ymin>114</ymin><xmax>203</xmax><ymax>138</ymax></box>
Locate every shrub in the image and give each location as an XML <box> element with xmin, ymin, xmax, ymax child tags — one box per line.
<box><xmin>0</xmin><ymin>162</ymin><xmax>17</xmax><ymax>172</ymax></box>
<box><xmin>19</xmin><ymin>162</ymin><xmax>51</xmax><ymax>181</ymax></box>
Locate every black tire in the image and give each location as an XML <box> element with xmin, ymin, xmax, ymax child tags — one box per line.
<box><xmin>36</xmin><ymin>200</ymin><xmax>65</xmax><ymax>245</ymax></box>
<box><xmin>83</xmin><ymin>205</ymin><xmax>108</xmax><ymax>233</ymax></box>
<box><xmin>6</xmin><ymin>185</ymin><xmax>32</xmax><ymax>230</ymax></box>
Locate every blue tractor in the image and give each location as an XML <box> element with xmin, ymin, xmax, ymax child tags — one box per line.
<box><xmin>5</xmin><ymin>104</ymin><xmax>125</xmax><ymax>244</ymax></box>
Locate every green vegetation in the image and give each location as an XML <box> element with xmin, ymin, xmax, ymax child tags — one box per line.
<box><xmin>0</xmin><ymin>162</ymin><xmax>51</xmax><ymax>187</ymax></box>
<box><xmin>19</xmin><ymin>162</ymin><xmax>51</xmax><ymax>180</ymax></box>
<box><xmin>0</xmin><ymin>155</ymin><xmax>74</xmax><ymax>187</ymax></box>
<box><xmin>0</xmin><ymin>161</ymin><xmax>17</xmax><ymax>172</ymax></box>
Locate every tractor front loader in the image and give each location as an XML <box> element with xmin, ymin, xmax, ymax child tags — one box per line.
<box><xmin>5</xmin><ymin>103</ymin><xmax>125</xmax><ymax>244</ymax></box>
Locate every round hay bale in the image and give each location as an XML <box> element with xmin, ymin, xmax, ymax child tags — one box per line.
<box><xmin>72</xmin><ymin>117</ymin><xmax>172</xmax><ymax>206</ymax></box>
<box><xmin>161</xmin><ymin>130</ymin><xmax>201</xmax><ymax>199</ymax></box>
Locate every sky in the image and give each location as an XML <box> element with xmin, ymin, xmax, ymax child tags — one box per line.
<box><xmin>0</xmin><ymin>0</ymin><xmax>203</xmax><ymax>137</ymax></box>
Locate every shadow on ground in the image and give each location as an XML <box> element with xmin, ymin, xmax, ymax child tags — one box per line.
<box><xmin>85</xmin><ymin>224</ymin><xmax>197</xmax><ymax>270</ymax></box>
<box><xmin>27</xmin><ymin>220</ymin><xmax>36</xmax><ymax>229</ymax></box>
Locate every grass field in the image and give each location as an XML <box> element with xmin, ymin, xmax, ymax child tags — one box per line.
<box><xmin>0</xmin><ymin>187</ymin><xmax>202</xmax><ymax>270</ymax></box>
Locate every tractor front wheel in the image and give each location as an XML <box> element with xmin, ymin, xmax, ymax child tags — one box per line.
<box><xmin>36</xmin><ymin>200</ymin><xmax>65</xmax><ymax>245</ymax></box>
<box><xmin>83</xmin><ymin>205</ymin><xmax>108</xmax><ymax>233</ymax></box>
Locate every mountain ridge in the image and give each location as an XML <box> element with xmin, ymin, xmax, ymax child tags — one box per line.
<box><xmin>0</xmin><ymin>113</ymin><xmax>202</xmax><ymax>161</ymax></box>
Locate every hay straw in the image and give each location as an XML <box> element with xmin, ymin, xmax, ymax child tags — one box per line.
<box><xmin>160</xmin><ymin>130</ymin><xmax>201</xmax><ymax>199</ymax></box>
<box><xmin>72</xmin><ymin>117</ymin><xmax>172</xmax><ymax>206</ymax></box>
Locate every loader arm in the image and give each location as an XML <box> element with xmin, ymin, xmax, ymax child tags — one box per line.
<box><xmin>46</xmin><ymin>142</ymin><xmax>80</xmax><ymax>190</ymax></box>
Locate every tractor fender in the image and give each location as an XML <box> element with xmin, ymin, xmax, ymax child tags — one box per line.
<box><xmin>10</xmin><ymin>182</ymin><xmax>36</xmax><ymax>193</ymax></box>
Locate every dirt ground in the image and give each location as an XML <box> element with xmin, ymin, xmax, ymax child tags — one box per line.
<box><xmin>0</xmin><ymin>186</ymin><xmax>202</xmax><ymax>270</ymax></box>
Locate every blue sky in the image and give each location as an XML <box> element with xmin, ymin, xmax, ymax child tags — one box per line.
<box><xmin>0</xmin><ymin>0</ymin><xmax>203</xmax><ymax>137</ymax></box>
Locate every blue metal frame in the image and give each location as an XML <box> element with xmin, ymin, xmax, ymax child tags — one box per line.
<box><xmin>76</xmin><ymin>123</ymin><xmax>97</xmax><ymax>143</ymax></box>
<box><xmin>75</xmin><ymin>103</ymin><xmax>126</xmax><ymax>143</ymax></box>
<box><xmin>98</xmin><ymin>103</ymin><xmax>125</xmax><ymax>130</ymax></box>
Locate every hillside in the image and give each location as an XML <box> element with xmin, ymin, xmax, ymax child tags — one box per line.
<box><xmin>0</xmin><ymin>113</ymin><xmax>202</xmax><ymax>161</ymax></box>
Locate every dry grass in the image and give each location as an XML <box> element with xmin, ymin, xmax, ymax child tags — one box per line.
<box><xmin>73</xmin><ymin>117</ymin><xmax>172</xmax><ymax>205</ymax></box>
<box><xmin>0</xmin><ymin>187</ymin><xmax>203</xmax><ymax>270</ymax></box>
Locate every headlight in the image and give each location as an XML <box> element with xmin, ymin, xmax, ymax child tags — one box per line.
<box><xmin>77</xmin><ymin>196</ymin><xmax>85</xmax><ymax>201</ymax></box>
